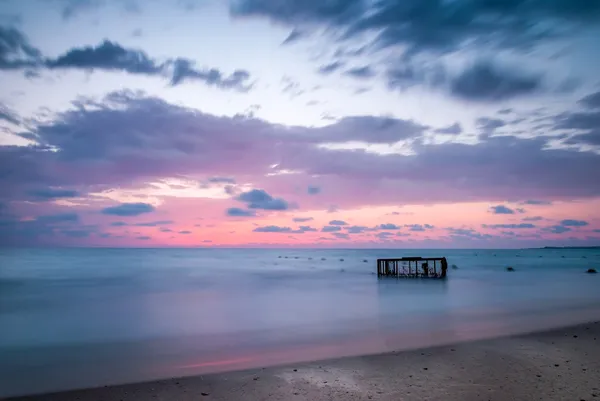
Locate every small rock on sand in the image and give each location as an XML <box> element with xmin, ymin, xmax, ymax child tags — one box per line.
<box><xmin>587</xmin><ymin>268</ymin><xmax>597</xmax><ymax>274</ymax></box>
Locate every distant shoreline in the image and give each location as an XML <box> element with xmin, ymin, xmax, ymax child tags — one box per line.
<box><xmin>535</xmin><ymin>246</ymin><xmax>600</xmax><ymax>250</ymax></box>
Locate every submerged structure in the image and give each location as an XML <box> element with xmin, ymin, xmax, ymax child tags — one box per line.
<box><xmin>377</xmin><ymin>257</ymin><xmax>448</xmax><ymax>279</ymax></box>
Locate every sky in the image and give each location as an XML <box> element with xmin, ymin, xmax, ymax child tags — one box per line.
<box><xmin>0</xmin><ymin>0</ymin><xmax>599</xmax><ymax>248</ymax></box>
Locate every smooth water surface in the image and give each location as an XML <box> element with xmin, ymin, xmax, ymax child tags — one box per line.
<box><xmin>1</xmin><ymin>248</ymin><xmax>599</xmax><ymax>397</ymax></box>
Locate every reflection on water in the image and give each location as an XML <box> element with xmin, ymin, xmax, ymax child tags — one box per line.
<box><xmin>0</xmin><ymin>248</ymin><xmax>599</xmax><ymax>397</ymax></box>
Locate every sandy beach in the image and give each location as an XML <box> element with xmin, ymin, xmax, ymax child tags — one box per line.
<box><xmin>7</xmin><ymin>321</ymin><xmax>599</xmax><ymax>401</ymax></box>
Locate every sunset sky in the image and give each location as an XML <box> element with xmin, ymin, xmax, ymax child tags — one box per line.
<box><xmin>1</xmin><ymin>0</ymin><xmax>599</xmax><ymax>248</ymax></box>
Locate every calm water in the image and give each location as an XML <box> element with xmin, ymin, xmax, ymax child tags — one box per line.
<box><xmin>1</xmin><ymin>248</ymin><xmax>599</xmax><ymax>397</ymax></box>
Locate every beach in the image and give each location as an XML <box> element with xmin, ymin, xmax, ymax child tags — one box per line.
<box><xmin>7</xmin><ymin>321</ymin><xmax>600</xmax><ymax>401</ymax></box>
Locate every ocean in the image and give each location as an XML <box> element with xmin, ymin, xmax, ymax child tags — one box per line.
<box><xmin>1</xmin><ymin>248</ymin><xmax>599</xmax><ymax>397</ymax></box>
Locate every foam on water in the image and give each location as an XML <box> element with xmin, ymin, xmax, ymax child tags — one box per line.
<box><xmin>0</xmin><ymin>248</ymin><xmax>599</xmax><ymax>396</ymax></box>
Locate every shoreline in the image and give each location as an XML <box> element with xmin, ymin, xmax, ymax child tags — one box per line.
<box><xmin>6</xmin><ymin>320</ymin><xmax>600</xmax><ymax>401</ymax></box>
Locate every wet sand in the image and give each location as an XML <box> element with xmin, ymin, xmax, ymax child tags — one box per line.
<box><xmin>7</xmin><ymin>321</ymin><xmax>600</xmax><ymax>401</ymax></box>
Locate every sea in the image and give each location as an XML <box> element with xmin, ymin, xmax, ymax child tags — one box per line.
<box><xmin>1</xmin><ymin>248</ymin><xmax>599</xmax><ymax>397</ymax></box>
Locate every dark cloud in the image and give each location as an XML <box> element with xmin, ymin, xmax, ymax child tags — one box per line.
<box><xmin>136</xmin><ymin>235</ymin><xmax>151</xmax><ymax>240</ymax></box>
<box><xmin>298</xmin><ymin>225</ymin><xmax>317</xmax><ymax>232</ymax></box>
<box><xmin>293</xmin><ymin>217</ymin><xmax>313</xmax><ymax>222</ymax></box>
<box><xmin>57</xmin><ymin>0</ymin><xmax>140</xmax><ymax>19</ymax></box>
<box><xmin>36</xmin><ymin>213</ymin><xmax>79</xmax><ymax>223</ymax></box>
<box><xmin>447</xmin><ymin>227</ymin><xmax>493</xmax><ymax>240</ymax></box>
<box><xmin>483</xmin><ymin>223</ymin><xmax>536</xmax><ymax>229</ymax></box>
<box><xmin>237</xmin><ymin>189</ymin><xmax>290</xmax><ymax>210</ymax></box>
<box><xmin>552</xmin><ymin>94</ymin><xmax>600</xmax><ymax>146</ymax></box>
<box><xmin>523</xmin><ymin>216</ymin><xmax>544</xmax><ymax>222</ymax></box>
<box><xmin>344</xmin><ymin>65</ymin><xmax>376</xmax><ymax>79</ymax></box>
<box><xmin>329</xmin><ymin>220</ymin><xmax>347</xmax><ymax>226</ymax></box>
<box><xmin>379</xmin><ymin>223</ymin><xmax>401</xmax><ymax>230</ymax></box>
<box><xmin>333</xmin><ymin>232</ymin><xmax>349</xmax><ymax>239</ymax></box>
<box><xmin>490</xmin><ymin>205</ymin><xmax>515</xmax><ymax>214</ymax></box>
<box><xmin>232</xmin><ymin>0</ymin><xmax>600</xmax><ymax>55</ymax></box>
<box><xmin>405</xmin><ymin>224</ymin><xmax>434</xmax><ymax>232</ymax></box>
<box><xmin>434</xmin><ymin>123</ymin><xmax>462</xmax><ymax>135</ymax></box>
<box><xmin>282</xmin><ymin>29</ymin><xmax>305</xmax><ymax>45</ymax></box>
<box><xmin>1</xmin><ymin>27</ymin><xmax>251</xmax><ymax>91</ymax></box>
<box><xmin>226</xmin><ymin>207</ymin><xmax>256</xmax><ymax>217</ymax></box>
<box><xmin>321</xmin><ymin>225</ymin><xmax>342</xmax><ymax>232</ymax></box>
<box><xmin>346</xmin><ymin>225</ymin><xmax>370</xmax><ymax>234</ymax></box>
<box><xmin>134</xmin><ymin>220</ymin><xmax>173</xmax><ymax>227</ymax></box>
<box><xmin>476</xmin><ymin>117</ymin><xmax>506</xmax><ymax>136</ymax></box>
<box><xmin>522</xmin><ymin>200</ymin><xmax>552</xmax><ymax>205</ymax></box>
<box><xmin>208</xmin><ymin>176</ymin><xmax>236</xmax><ymax>184</ymax></box>
<box><xmin>0</xmin><ymin>102</ymin><xmax>20</xmax><ymax>125</ymax></box>
<box><xmin>169</xmin><ymin>58</ymin><xmax>252</xmax><ymax>90</ymax></box>
<box><xmin>111</xmin><ymin>222</ymin><xmax>127</xmax><ymax>227</ymax></box>
<box><xmin>178</xmin><ymin>230</ymin><xmax>192</xmax><ymax>234</ymax></box>
<box><xmin>307</xmin><ymin>185</ymin><xmax>321</xmax><ymax>195</ymax></box>
<box><xmin>101</xmin><ymin>202</ymin><xmax>155</xmax><ymax>216</ymax></box>
<box><xmin>318</xmin><ymin>61</ymin><xmax>344</xmax><ymax>75</ymax></box>
<box><xmin>253</xmin><ymin>225</ymin><xmax>308</xmax><ymax>233</ymax></box>
<box><xmin>544</xmin><ymin>225</ymin><xmax>571</xmax><ymax>234</ymax></box>
<box><xmin>0</xmin><ymin>25</ymin><xmax>42</xmax><ymax>69</ymax></box>
<box><xmin>560</xmin><ymin>219</ymin><xmax>588</xmax><ymax>227</ymax></box>
<box><xmin>579</xmin><ymin>91</ymin><xmax>600</xmax><ymax>109</ymax></box>
<box><xmin>46</xmin><ymin>40</ymin><xmax>161</xmax><ymax>74</ymax></box>
<box><xmin>27</xmin><ymin>188</ymin><xmax>78</xmax><ymax>200</ymax></box>
<box><xmin>450</xmin><ymin>62</ymin><xmax>543</xmax><ymax>102</ymax></box>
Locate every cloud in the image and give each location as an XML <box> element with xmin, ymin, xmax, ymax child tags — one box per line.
<box><xmin>329</xmin><ymin>220</ymin><xmax>347</xmax><ymax>226</ymax></box>
<box><xmin>483</xmin><ymin>223</ymin><xmax>536</xmax><ymax>229</ymax></box>
<box><xmin>447</xmin><ymin>227</ymin><xmax>493</xmax><ymax>240</ymax></box>
<box><xmin>0</xmin><ymin>25</ymin><xmax>42</xmax><ymax>69</ymax></box>
<box><xmin>1</xmin><ymin>27</ymin><xmax>251</xmax><ymax>91</ymax></box>
<box><xmin>560</xmin><ymin>219</ymin><xmax>589</xmax><ymax>227</ymax></box>
<box><xmin>226</xmin><ymin>207</ymin><xmax>256</xmax><ymax>217</ymax></box>
<box><xmin>253</xmin><ymin>225</ymin><xmax>293</xmax><ymax>233</ymax></box>
<box><xmin>208</xmin><ymin>176</ymin><xmax>236</xmax><ymax>184</ymax></box>
<box><xmin>333</xmin><ymin>232</ymin><xmax>349</xmax><ymax>239</ymax></box>
<box><xmin>307</xmin><ymin>185</ymin><xmax>321</xmax><ymax>195</ymax></box>
<box><xmin>344</xmin><ymin>65</ymin><xmax>376</xmax><ymax>79</ymax></box>
<box><xmin>579</xmin><ymin>91</ymin><xmax>600</xmax><ymax>109</ymax></box>
<box><xmin>101</xmin><ymin>202</ymin><xmax>155</xmax><ymax>216</ymax></box>
<box><xmin>552</xmin><ymin>93</ymin><xmax>600</xmax><ymax>147</ymax></box>
<box><xmin>111</xmin><ymin>221</ymin><xmax>127</xmax><ymax>227</ymax></box>
<box><xmin>178</xmin><ymin>230</ymin><xmax>192</xmax><ymax>234</ymax></box>
<box><xmin>490</xmin><ymin>205</ymin><xmax>515</xmax><ymax>214</ymax></box>
<box><xmin>136</xmin><ymin>235</ymin><xmax>151</xmax><ymax>240</ymax></box>
<box><xmin>321</xmin><ymin>225</ymin><xmax>342</xmax><ymax>232</ymax></box>
<box><xmin>46</xmin><ymin>40</ymin><xmax>161</xmax><ymax>75</ymax></box>
<box><xmin>134</xmin><ymin>220</ymin><xmax>173</xmax><ymax>227</ymax></box>
<box><xmin>405</xmin><ymin>224</ymin><xmax>434</xmax><ymax>232</ymax></box>
<box><xmin>450</xmin><ymin>62</ymin><xmax>543</xmax><ymax>102</ymax></box>
<box><xmin>522</xmin><ymin>200</ymin><xmax>552</xmax><ymax>205</ymax></box>
<box><xmin>27</xmin><ymin>188</ymin><xmax>78</xmax><ymax>200</ymax></box>
<box><xmin>378</xmin><ymin>223</ymin><xmax>401</xmax><ymax>230</ymax></box>
<box><xmin>523</xmin><ymin>216</ymin><xmax>544</xmax><ymax>222</ymax></box>
<box><xmin>237</xmin><ymin>189</ymin><xmax>290</xmax><ymax>210</ymax></box>
<box><xmin>434</xmin><ymin>123</ymin><xmax>462</xmax><ymax>135</ymax></box>
<box><xmin>282</xmin><ymin>29</ymin><xmax>305</xmax><ymax>45</ymax></box>
<box><xmin>544</xmin><ymin>225</ymin><xmax>571</xmax><ymax>234</ymax></box>
<box><xmin>0</xmin><ymin>102</ymin><xmax>20</xmax><ymax>125</ymax></box>
<box><xmin>232</xmin><ymin>0</ymin><xmax>600</xmax><ymax>55</ymax></box>
<box><xmin>36</xmin><ymin>213</ymin><xmax>79</xmax><ymax>223</ymax></box>
<box><xmin>169</xmin><ymin>58</ymin><xmax>252</xmax><ymax>90</ymax></box>
<box><xmin>3</xmin><ymin>90</ymin><xmax>600</xmax><ymax>224</ymax></box>
<box><xmin>293</xmin><ymin>217</ymin><xmax>313</xmax><ymax>222</ymax></box>
<box><xmin>318</xmin><ymin>61</ymin><xmax>344</xmax><ymax>75</ymax></box>
<box><xmin>346</xmin><ymin>225</ymin><xmax>369</xmax><ymax>234</ymax></box>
